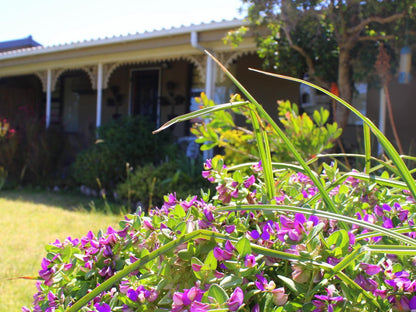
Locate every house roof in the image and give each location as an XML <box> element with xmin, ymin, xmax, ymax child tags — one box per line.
<box><xmin>0</xmin><ymin>35</ymin><xmax>42</xmax><ymax>53</ymax></box>
<box><xmin>0</xmin><ymin>19</ymin><xmax>248</xmax><ymax>58</ymax></box>
<box><xmin>0</xmin><ymin>19</ymin><xmax>259</xmax><ymax>79</ymax></box>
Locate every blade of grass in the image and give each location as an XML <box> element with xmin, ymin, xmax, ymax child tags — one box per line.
<box><xmin>248</xmin><ymin>105</ymin><xmax>275</xmax><ymax>199</ymax></box>
<box><xmin>153</xmin><ymin>101</ymin><xmax>248</xmax><ymax>134</ymax></box>
<box><xmin>356</xmin><ymin>226</ymin><xmax>416</xmax><ymax>241</ymax></box>
<box><xmin>363</xmin><ymin>124</ymin><xmax>371</xmax><ymax>173</ymax></box>
<box><xmin>308</xmin><ymin>153</ymin><xmax>400</xmax><ymax>176</ymax></box>
<box><xmin>364</xmin><ymin>245</ymin><xmax>416</xmax><ymax>255</ymax></box>
<box><xmin>305</xmin><ymin>171</ymin><xmax>408</xmax><ymax>207</ymax></box>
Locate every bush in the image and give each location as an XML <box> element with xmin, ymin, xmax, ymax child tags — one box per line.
<box><xmin>116</xmin><ymin>157</ymin><xmax>212</xmax><ymax>211</ymax></box>
<box><xmin>0</xmin><ymin>116</ymin><xmax>69</xmax><ymax>187</ymax></box>
<box><xmin>24</xmin><ymin>56</ymin><xmax>416</xmax><ymax>312</ymax></box>
<box><xmin>71</xmin><ymin>115</ymin><xmax>175</xmax><ymax>192</ymax></box>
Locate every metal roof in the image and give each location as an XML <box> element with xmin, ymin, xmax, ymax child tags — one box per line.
<box><xmin>0</xmin><ymin>35</ymin><xmax>42</xmax><ymax>52</ymax></box>
<box><xmin>0</xmin><ymin>19</ymin><xmax>247</xmax><ymax>60</ymax></box>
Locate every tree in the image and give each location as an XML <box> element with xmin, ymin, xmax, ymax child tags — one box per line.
<box><xmin>232</xmin><ymin>0</ymin><xmax>416</xmax><ymax>129</ymax></box>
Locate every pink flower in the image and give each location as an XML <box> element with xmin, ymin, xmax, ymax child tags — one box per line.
<box><xmin>271</xmin><ymin>287</ymin><xmax>288</xmax><ymax>306</ymax></box>
<box><xmin>244</xmin><ymin>175</ymin><xmax>255</xmax><ymax>188</ymax></box>
<box><xmin>228</xmin><ymin>287</ymin><xmax>244</xmax><ymax>311</ymax></box>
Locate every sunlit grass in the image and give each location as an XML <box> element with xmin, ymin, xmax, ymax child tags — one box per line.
<box><xmin>0</xmin><ymin>189</ymin><xmax>123</xmax><ymax>311</ymax></box>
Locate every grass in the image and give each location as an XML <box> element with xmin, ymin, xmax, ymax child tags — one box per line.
<box><xmin>0</xmin><ymin>189</ymin><xmax>124</xmax><ymax>312</ymax></box>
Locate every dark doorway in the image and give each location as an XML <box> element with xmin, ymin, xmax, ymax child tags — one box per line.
<box><xmin>131</xmin><ymin>69</ymin><xmax>160</xmax><ymax>124</ymax></box>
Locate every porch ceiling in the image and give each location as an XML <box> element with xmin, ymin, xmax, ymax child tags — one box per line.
<box><xmin>0</xmin><ymin>20</ymin><xmax>258</xmax><ymax>77</ymax></box>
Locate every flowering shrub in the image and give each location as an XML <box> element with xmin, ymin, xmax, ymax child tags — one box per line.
<box><xmin>23</xmin><ymin>158</ymin><xmax>416</xmax><ymax>312</ymax></box>
<box><xmin>23</xmin><ymin>54</ymin><xmax>416</xmax><ymax>311</ymax></box>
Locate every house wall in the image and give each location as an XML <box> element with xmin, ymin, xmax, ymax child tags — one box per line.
<box><xmin>104</xmin><ymin>60</ymin><xmax>193</xmax><ymax>138</ymax></box>
<box><xmin>104</xmin><ymin>66</ymin><xmax>130</xmax><ymax>122</ymax></box>
<box><xmin>367</xmin><ymin>70</ymin><xmax>416</xmax><ymax>155</ymax></box>
<box><xmin>159</xmin><ymin>60</ymin><xmax>192</xmax><ymax>138</ymax></box>
<box><xmin>234</xmin><ymin>54</ymin><xmax>300</xmax><ymax>121</ymax></box>
<box><xmin>0</xmin><ymin>75</ymin><xmax>43</xmax><ymax>122</ymax></box>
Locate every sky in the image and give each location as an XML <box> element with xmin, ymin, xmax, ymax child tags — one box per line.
<box><xmin>0</xmin><ymin>0</ymin><xmax>246</xmax><ymax>47</ymax></box>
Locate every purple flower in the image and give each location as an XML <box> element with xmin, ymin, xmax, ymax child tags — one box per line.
<box><xmin>231</xmin><ymin>188</ymin><xmax>239</xmax><ymax>198</ymax></box>
<box><xmin>204</xmin><ymin>159</ymin><xmax>212</xmax><ymax>170</ymax></box>
<box><xmin>252</xmin><ymin>161</ymin><xmax>262</xmax><ymax>172</ymax></box>
<box><xmin>360</xmin><ymin>263</ymin><xmax>381</xmax><ymax>276</ymax></box>
<box><xmin>255</xmin><ymin>274</ymin><xmax>276</xmax><ymax>291</ymax></box>
<box><xmin>409</xmin><ymin>296</ymin><xmax>416</xmax><ymax>310</ymax></box>
<box><xmin>94</xmin><ymin>302</ymin><xmax>111</xmax><ymax>312</ymax></box>
<box><xmin>142</xmin><ymin>218</ymin><xmax>154</xmax><ymax>231</ymax></box>
<box><xmin>374</xmin><ymin>204</ymin><xmax>385</xmax><ymax>216</ymax></box>
<box><xmin>244</xmin><ymin>254</ymin><xmax>256</xmax><ymax>268</ymax></box>
<box><xmin>180</xmin><ymin>196</ymin><xmax>197</xmax><ymax>211</ymax></box>
<box><xmin>312</xmin><ymin>285</ymin><xmax>344</xmax><ymax>311</ymax></box>
<box><xmin>225</xmin><ymin>240</ymin><xmax>236</xmax><ymax>252</ymax></box>
<box><xmin>250</xmin><ymin>230</ymin><xmax>260</xmax><ymax>240</ymax></box>
<box><xmin>228</xmin><ymin>287</ymin><xmax>244</xmax><ymax>311</ymax></box>
<box><xmin>355</xmin><ymin>274</ymin><xmax>378</xmax><ymax>291</ymax></box>
<box><xmin>172</xmin><ymin>287</ymin><xmax>206</xmax><ymax>312</ymax></box>
<box><xmin>348</xmin><ymin>231</ymin><xmax>356</xmax><ymax>245</ymax></box>
<box><xmin>244</xmin><ymin>175</ymin><xmax>255</xmax><ymax>188</ymax></box>
<box><xmin>383</xmin><ymin>217</ymin><xmax>394</xmax><ymax>229</ymax></box>
<box><xmin>382</xmin><ymin>203</ymin><xmax>392</xmax><ymax>212</ymax></box>
<box><xmin>213</xmin><ymin>247</ymin><xmax>233</xmax><ymax>261</ymax></box>
<box><xmin>225</xmin><ymin>225</ymin><xmax>236</xmax><ymax>233</ymax></box>
<box><xmin>203</xmin><ymin>208</ymin><xmax>214</xmax><ymax>222</ymax></box>
<box><xmin>127</xmin><ymin>289</ymin><xmax>138</xmax><ymax>301</ymax></box>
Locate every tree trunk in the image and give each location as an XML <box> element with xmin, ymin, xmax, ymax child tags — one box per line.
<box><xmin>335</xmin><ymin>45</ymin><xmax>353</xmax><ymax>129</ymax></box>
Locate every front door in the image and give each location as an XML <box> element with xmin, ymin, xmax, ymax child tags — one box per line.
<box><xmin>131</xmin><ymin>69</ymin><xmax>160</xmax><ymax>125</ymax></box>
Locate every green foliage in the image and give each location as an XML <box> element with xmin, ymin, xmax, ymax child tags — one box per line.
<box><xmin>115</xmin><ymin>158</ymin><xmax>212</xmax><ymax>211</ymax></box>
<box><xmin>191</xmin><ymin>93</ymin><xmax>342</xmax><ymax>165</ymax></box>
<box><xmin>232</xmin><ymin>1</ymin><xmax>416</xmax><ymax>129</ymax></box>
<box><xmin>239</xmin><ymin>0</ymin><xmax>416</xmax><ymax>83</ymax></box>
<box><xmin>71</xmin><ymin>115</ymin><xmax>175</xmax><ymax>192</ymax></box>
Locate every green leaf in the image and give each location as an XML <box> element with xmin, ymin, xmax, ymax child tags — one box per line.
<box><xmin>321</xmin><ymin>107</ymin><xmax>329</xmax><ymax>124</ymax></box>
<box><xmin>313</xmin><ymin>110</ymin><xmax>321</xmax><ymax>125</ymax></box>
<box><xmin>200</xmin><ymin>142</ymin><xmax>218</xmax><ymax>151</ymax></box>
<box><xmin>207</xmin><ymin>284</ymin><xmax>229</xmax><ymax>305</ymax></box>
<box><xmin>173</xmin><ymin>205</ymin><xmax>186</xmax><ymax>218</ymax></box>
<box><xmin>203</xmin><ymin>250</ymin><xmax>217</xmax><ymax>271</ymax></box>
<box><xmin>220</xmin><ymin>275</ymin><xmax>244</xmax><ymax>288</ymax></box>
<box><xmin>235</xmin><ymin>237</ymin><xmax>252</xmax><ymax>257</ymax></box>
<box><xmin>178</xmin><ymin>250</ymin><xmax>191</xmax><ymax>261</ymax></box>
<box><xmin>326</xmin><ymin>229</ymin><xmax>349</xmax><ymax>250</ymax></box>
<box><xmin>277</xmin><ymin>275</ymin><xmax>308</xmax><ymax>295</ymax></box>
<box><xmin>191</xmin><ymin>257</ymin><xmax>204</xmax><ymax>279</ymax></box>
<box><xmin>233</xmin><ymin>170</ymin><xmax>244</xmax><ymax>184</ymax></box>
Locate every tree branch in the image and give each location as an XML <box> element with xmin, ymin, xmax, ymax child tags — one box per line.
<box><xmin>359</xmin><ymin>35</ymin><xmax>396</xmax><ymax>41</ymax></box>
<box><xmin>347</xmin><ymin>12</ymin><xmax>406</xmax><ymax>36</ymax></box>
<box><xmin>280</xmin><ymin>0</ymin><xmax>329</xmax><ymax>88</ymax></box>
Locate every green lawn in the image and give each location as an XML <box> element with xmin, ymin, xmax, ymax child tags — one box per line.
<box><xmin>0</xmin><ymin>189</ymin><xmax>123</xmax><ymax>311</ymax></box>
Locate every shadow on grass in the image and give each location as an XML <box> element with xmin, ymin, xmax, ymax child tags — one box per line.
<box><xmin>0</xmin><ymin>189</ymin><xmax>124</xmax><ymax>213</ymax></box>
